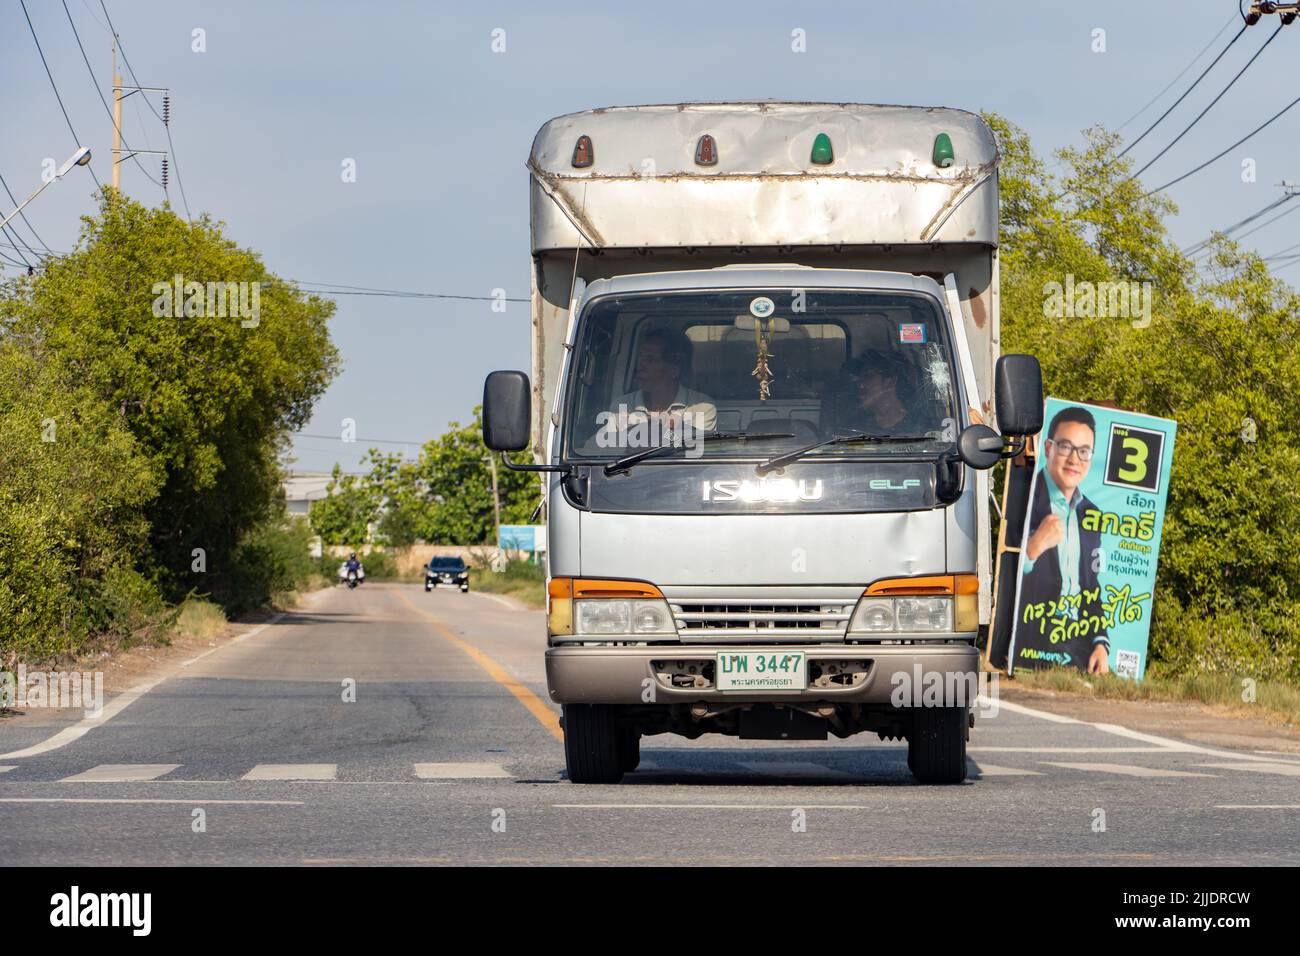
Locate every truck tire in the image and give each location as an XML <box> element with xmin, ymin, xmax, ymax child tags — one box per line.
<box><xmin>563</xmin><ymin>704</ymin><xmax>624</xmax><ymax>784</ymax></box>
<box><xmin>907</xmin><ymin>706</ymin><xmax>968</xmax><ymax>784</ymax></box>
<box><xmin>617</xmin><ymin>728</ymin><xmax>641</xmax><ymax>773</ymax></box>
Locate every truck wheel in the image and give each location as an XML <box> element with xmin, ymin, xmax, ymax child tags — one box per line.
<box><xmin>563</xmin><ymin>704</ymin><xmax>624</xmax><ymax>784</ymax></box>
<box><xmin>907</xmin><ymin>706</ymin><xmax>968</xmax><ymax>784</ymax></box>
<box><xmin>617</xmin><ymin>728</ymin><xmax>641</xmax><ymax>773</ymax></box>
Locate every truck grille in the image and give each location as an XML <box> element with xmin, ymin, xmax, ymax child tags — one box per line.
<box><xmin>666</xmin><ymin>593</ymin><xmax>857</xmax><ymax>642</ymax></box>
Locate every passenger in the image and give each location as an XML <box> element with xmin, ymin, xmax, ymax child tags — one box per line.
<box><xmin>601</xmin><ymin>326</ymin><xmax>716</xmax><ymax>447</ymax></box>
<box><xmin>839</xmin><ymin>348</ymin><xmax>936</xmax><ymax>436</ymax></box>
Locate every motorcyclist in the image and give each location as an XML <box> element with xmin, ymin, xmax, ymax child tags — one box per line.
<box><xmin>342</xmin><ymin>552</ymin><xmax>363</xmax><ymax>585</ymax></box>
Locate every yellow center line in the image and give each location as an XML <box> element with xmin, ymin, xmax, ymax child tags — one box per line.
<box><xmin>396</xmin><ymin>590</ymin><xmax>562</xmax><ymax>741</ymax></box>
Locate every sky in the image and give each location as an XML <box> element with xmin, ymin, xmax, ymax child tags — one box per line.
<box><xmin>3</xmin><ymin>0</ymin><xmax>1297</xmax><ymax>474</ymax></box>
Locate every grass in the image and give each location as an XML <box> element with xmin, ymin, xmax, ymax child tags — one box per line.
<box><xmin>171</xmin><ymin>597</ymin><xmax>227</xmax><ymax>641</ymax></box>
<box><xmin>469</xmin><ymin>558</ymin><xmax>546</xmax><ymax>608</ymax></box>
<box><xmin>1008</xmin><ymin>666</ymin><xmax>1300</xmax><ymax>727</ymax></box>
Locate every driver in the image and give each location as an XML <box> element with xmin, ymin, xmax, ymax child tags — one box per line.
<box><xmin>601</xmin><ymin>326</ymin><xmax>716</xmax><ymax>447</ymax></box>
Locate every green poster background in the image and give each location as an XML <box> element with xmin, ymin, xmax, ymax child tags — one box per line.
<box><xmin>1007</xmin><ymin>398</ymin><xmax>1177</xmax><ymax>680</ymax></box>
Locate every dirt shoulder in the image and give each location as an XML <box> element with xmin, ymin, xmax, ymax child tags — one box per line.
<box><xmin>999</xmin><ymin>684</ymin><xmax>1300</xmax><ymax>755</ymax></box>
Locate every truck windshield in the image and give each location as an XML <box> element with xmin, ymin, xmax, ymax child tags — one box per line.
<box><xmin>564</xmin><ymin>289</ymin><xmax>960</xmax><ymax>462</ymax></box>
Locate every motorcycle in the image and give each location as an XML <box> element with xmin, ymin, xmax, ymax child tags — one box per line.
<box><xmin>346</xmin><ymin>568</ymin><xmax>359</xmax><ymax>589</ymax></box>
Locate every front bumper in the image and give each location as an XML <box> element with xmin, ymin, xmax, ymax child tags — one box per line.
<box><xmin>545</xmin><ymin>640</ymin><xmax>978</xmax><ymax>705</ymax></box>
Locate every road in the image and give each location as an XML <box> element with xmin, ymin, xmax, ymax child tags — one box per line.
<box><xmin>2</xmin><ymin>583</ymin><xmax>1298</xmax><ymax>865</ymax></box>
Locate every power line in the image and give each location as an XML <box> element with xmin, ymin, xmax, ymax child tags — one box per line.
<box><xmin>61</xmin><ymin>0</ymin><xmax>163</xmax><ymax>192</ymax></box>
<box><xmin>0</xmin><ymin>171</ymin><xmax>54</xmax><ymax>253</ymax></box>
<box><xmin>19</xmin><ymin>0</ymin><xmax>103</xmax><ymax>192</ymax></box>
<box><xmin>1117</xmin><ymin>18</ymin><xmax>1249</xmax><ymax>158</ymax></box>
<box><xmin>1145</xmin><ymin>92</ymin><xmax>1300</xmax><ymax>194</ymax></box>
<box><xmin>1227</xmin><ymin>198</ymin><xmax>1300</xmax><ymax>243</ymax></box>
<box><xmin>293</xmin><ymin>432</ymin><xmax>431</xmax><ymax>447</ymax></box>
<box><xmin>1129</xmin><ymin>24</ymin><xmax>1284</xmax><ymax>181</ymax></box>
<box><xmin>289</xmin><ymin>279</ymin><xmax>528</xmax><ymax>302</ymax></box>
<box><xmin>1183</xmin><ymin>192</ymin><xmax>1296</xmax><ymax>255</ymax></box>
<box><xmin>0</xmin><ymin>247</ymin><xmax>527</xmax><ymax>303</ymax></box>
<box><xmin>100</xmin><ymin>0</ymin><xmax>192</xmax><ymax>220</ymax></box>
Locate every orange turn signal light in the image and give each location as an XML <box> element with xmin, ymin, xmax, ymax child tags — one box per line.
<box><xmin>864</xmin><ymin>574</ymin><xmax>978</xmax><ymax>597</ymax></box>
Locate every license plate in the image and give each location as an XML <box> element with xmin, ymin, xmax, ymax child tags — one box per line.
<box><xmin>715</xmin><ymin>651</ymin><xmax>806</xmax><ymax>691</ymax></box>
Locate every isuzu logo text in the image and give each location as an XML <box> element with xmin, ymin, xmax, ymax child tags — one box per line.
<box><xmin>701</xmin><ymin>478</ymin><xmax>823</xmax><ymax>503</ymax></box>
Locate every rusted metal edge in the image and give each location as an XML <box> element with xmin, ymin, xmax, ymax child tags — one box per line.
<box><xmin>919</xmin><ymin>164</ymin><xmax>997</xmax><ymax>243</ymax></box>
<box><xmin>528</xmin><ymin>158</ymin><xmax>605</xmax><ymax>248</ymax></box>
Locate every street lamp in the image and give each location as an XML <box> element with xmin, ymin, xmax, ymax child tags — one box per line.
<box><xmin>0</xmin><ymin>146</ymin><xmax>93</xmax><ymax>234</ymax></box>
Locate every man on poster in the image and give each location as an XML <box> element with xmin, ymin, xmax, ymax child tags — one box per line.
<box><xmin>1020</xmin><ymin>405</ymin><xmax>1111</xmax><ymax>673</ymax></box>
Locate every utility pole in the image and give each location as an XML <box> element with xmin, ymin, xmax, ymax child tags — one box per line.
<box><xmin>109</xmin><ymin>32</ymin><xmax>169</xmax><ymax>191</ymax></box>
<box><xmin>486</xmin><ymin>454</ymin><xmax>502</xmax><ymax>548</ymax></box>
<box><xmin>111</xmin><ymin>36</ymin><xmax>121</xmax><ymax>190</ymax></box>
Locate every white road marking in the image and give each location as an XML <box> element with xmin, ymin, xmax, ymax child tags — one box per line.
<box><xmin>1043</xmin><ymin>761</ymin><xmax>1216</xmax><ymax>778</ymax></box>
<box><xmin>738</xmin><ymin>761</ymin><xmax>853</xmax><ymax>778</ymax></box>
<box><xmin>970</xmin><ymin>746</ymin><xmax>1171</xmax><ymax>753</ymax></box>
<box><xmin>474</xmin><ymin>592</ymin><xmax>519</xmax><ymax>610</ymax></box>
<box><xmin>1198</xmin><ymin>762</ymin><xmax>1300</xmax><ymax>776</ymax></box>
<box><xmin>554</xmin><ymin>804</ymin><xmax>873</xmax><ymax>810</ymax></box>
<box><xmin>983</xmin><ymin>697</ymin><xmax>1081</xmax><ymax>723</ymax></box>
<box><xmin>414</xmin><ymin>762</ymin><xmax>512</xmax><ymax>779</ymax></box>
<box><xmin>242</xmin><ymin>763</ymin><xmax>337</xmax><ymax>781</ymax></box>
<box><xmin>0</xmin><ymin>797</ymin><xmax>303</xmax><ymax>805</ymax></box>
<box><xmin>0</xmin><ymin>766</ymin><xmax>15</xmax><ymax>774</ymax></box>
<box><xmin>1251</xmin><ymin>750</ymin><xmax>1300</xmax><ymax>761</ymax></box>
<box><xmin>985</xmin><ymin>696</ymin><xmax>1296</xmax><ymax>765</ymax></box>
<box><xmin>971</xmin><ymin>763</ymin><xmax>1043</xmax><ymax>776</ymax></box>
<box><xmin>61</xmin><ymin>764</ymin><xmax>180</xmax><ymax>782</ymax></box>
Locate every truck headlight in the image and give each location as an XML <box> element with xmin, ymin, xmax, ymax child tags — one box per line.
<box><xmin>896</xmin><ymin>597</ymin><xmax>953</xmax><ymax>631</ymax></box>
<box><xmin>847</xmin><ymin>575</ymin><xmax>976</xmax><ymax>635</ymax></box>
<box><xmin>848</xmin><ymin>596</ymin><xmax>952</xmax><ymax>634</ymax></box>
<box><xmin>575</xmin><ymin>599</ymin><xmax>675</xmax><ymax>635</ymax></box>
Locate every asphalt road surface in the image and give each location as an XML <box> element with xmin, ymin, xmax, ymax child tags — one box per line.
<box><xmin>3</xmin><ymin>583</ymin><xmax>1298</xmax><ymax>865</ymax></box>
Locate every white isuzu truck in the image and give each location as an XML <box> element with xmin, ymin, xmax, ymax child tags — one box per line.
<box><xmin>482</xmin><ymin>103</ymin><xmax>1043</xmax><ymax>784</ymax></box>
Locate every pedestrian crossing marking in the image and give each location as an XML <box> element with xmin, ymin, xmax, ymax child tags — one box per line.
<box><xmin>414</xmin><ymin>762</ymin><xmax>511</xmax><ymax>779</ymax></box>
<box><xmin>1043</xmin><ymin>762</ymin><xmax>1215</xmax><ymax>778</ymax></box>
<box><xmin>970</xmin><ymin>763</ymin><xmax>1043</xmax><ymax>776</ymax></box>
<box><xmin>1198</xmin><ymin>762</ymin><xmax>1300</xmax><ymax>777</ymax></box>
<box><xmin>242</xmin><ymin>763</ymin><xmax>337</xmax><ymax>781</ymax></box>
<box><xmin>61</xmin><ymin>764</ymin><xmax>180</xmax><ymax>782</ymax></box>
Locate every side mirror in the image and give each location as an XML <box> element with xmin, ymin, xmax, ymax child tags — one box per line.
<box><xmin>483</xmin><ymin>370</ymin><xmax>531</xmax><ymax>452</ymax></box>
<box><xmin>995</xmin><ymin>354</ymin><xmax>1044</xmax><ymax>436</ymax></box>
<box><xmin>958</xmin><ymin>424</ymin><xmax>1003</xmax><ymax>470</ymax></box>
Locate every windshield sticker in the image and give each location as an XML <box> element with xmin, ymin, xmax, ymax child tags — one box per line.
<box><xmin>899</xmin><ymin>323</ymin><xmax>926</xmax><ymax>344</ymax></box>
<box><xmin>749</xmin><ymin>296</ymin><xmax>775</xmax><ymax>318</ymax></box>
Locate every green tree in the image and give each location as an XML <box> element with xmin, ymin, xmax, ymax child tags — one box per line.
<box><xmin>3</xmin><ymin>191</ymin><xmax>340</xmax><ymax>610</ymax></box>
<box><xmin>989</xmin><ymin>114</ymin><xmax>1300</xmax><ymax>678</ymax></box>
<box><xmin>308</xmin><ymin>465</ymin><xmax>378</xmax><ymax>546</ymax></box>
<box><xmin>414</xmin><ymin>410</ymin><xmax>537</xmax><ymax>545</ymax></box>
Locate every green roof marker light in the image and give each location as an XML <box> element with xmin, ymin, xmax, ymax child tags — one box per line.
<box><xmin>933</xmin><ymin>132</ymin><xmax>954</xmax><ymax>168</ymax></box>
<box><xmin>810</xmin><ymin>132</ymin><xmax>834</xmax><ymax>165</ymax></box>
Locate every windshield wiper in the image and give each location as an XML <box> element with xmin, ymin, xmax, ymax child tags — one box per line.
<box><xmin>603</xmin><ymin>432</ymin><xmax>794</xmax><ymax>477</ymax></box>
<box><xmin>755</xmin><ymin>431</ymin><xmax>934</xmax><ymax>476</ymax></box>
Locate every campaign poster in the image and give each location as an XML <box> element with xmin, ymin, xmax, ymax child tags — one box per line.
<box><xmin>1007</xmin><ymin>398</ymin><xmax>1177</xmax><ymax>681</ymax></box>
